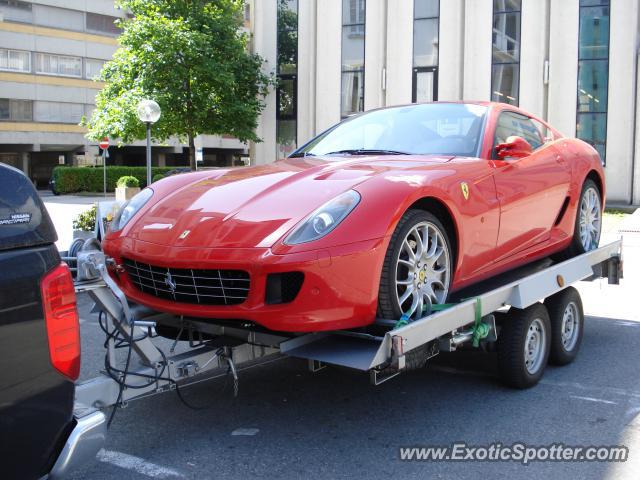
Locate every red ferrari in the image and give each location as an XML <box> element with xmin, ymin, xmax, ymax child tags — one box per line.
<box><xmin>103</xmin><ymin>102</ymin><xmax>604</xmax><ymax>332</ymax></box>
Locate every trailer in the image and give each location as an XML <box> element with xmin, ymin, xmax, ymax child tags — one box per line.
<box><xmin>49</xmin><ymin>238</ymin><xmax>623</xmax><ymax>478</ymax></box>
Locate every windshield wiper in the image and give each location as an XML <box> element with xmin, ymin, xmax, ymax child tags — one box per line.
<box><xmin>289</xmin><ymin>151</ymin><xmax>316</xmax><ymax>158</ymax></box>
<box><xmin>322</xmin><ymin>149</ymin><xmax>410</xmax><ymax>156</ymax></box>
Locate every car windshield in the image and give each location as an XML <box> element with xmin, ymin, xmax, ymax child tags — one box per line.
<box><xmin>292</xmin><ymin>103</ymin><xmax>487</xmax><ymax>158</ymax></box>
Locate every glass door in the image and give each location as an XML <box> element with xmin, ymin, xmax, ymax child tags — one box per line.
<box><xmin>412</xmin><ymin>66</ymin><xmax>438</xmax><ymax>103</ymax></box>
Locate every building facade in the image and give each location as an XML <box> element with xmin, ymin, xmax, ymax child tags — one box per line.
<box><xmin>0</xmin><ymin>0</ymin><xmax>248</xmax><ymax>187</ymax></box>
<box><xmin>1</xmin><ymin>0</ymin><xmax>639</xmax><ymax>204</ymax></box>
<box><xmin>252</xmin><ymin>0</ymin><xmax>640</xmax><ymax>205</ymax></box>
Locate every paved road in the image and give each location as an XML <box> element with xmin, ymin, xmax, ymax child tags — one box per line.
<box><xmin>68</xmin><ymin>213</ymin><xmax>640</xmax><ymax>480</ymax></box>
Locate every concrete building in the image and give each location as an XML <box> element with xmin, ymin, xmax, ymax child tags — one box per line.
<box><xmin>1</xmin><ymin>0</ymin><xmax>639</xmax><ymax>204</ymax></box>
<box><xmin>251</xmin><ymin>0</ymin><xmax>640</xmax><ymax>205</ymax></box>
<box><xmin>0</xmin><ymin>0</ymin><xmax>248</xmax><ymax>187</ymax></box>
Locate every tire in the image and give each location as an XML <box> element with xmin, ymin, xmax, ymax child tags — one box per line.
<box><xmin>544</xmin><ymin>287</ymin><xmax>584</xmax><ymax>366</ymax></box>
<box><xmin>378</xmin><ymin>209</ymin><xmax>453</xmax><ymax>320</ymax></box>
<box><xmin>497</xmin><ymin>303</ymin><xmax>551</xmax><ymax>389</ymax></box>
<box><xmin>556</xmin><ymin>179</ymin><xmax>602</xmax><ymax>261</ymax></box>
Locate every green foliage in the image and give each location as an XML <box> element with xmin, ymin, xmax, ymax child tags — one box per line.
<box><xmin>116</xmin><ymin>175</ymin><xmax>140</xmax><ymax>188</ymax></box>
<box><xmin>84</xmin><ymin>0</ymin><xmax>274</xmax><ymax>169</ymax></box>
<box><xmin>152</xmin><ymin>173</ymin><xmax>165</xmax><ymax>183</ymax></box>
<box><xmin>277</xmin><ymin>0</ymin><xmax>297</xmax><ymax>74</ymax></box>
<box><xmin>53</xmin><ymin>166</ymin><xmax>176</xmax><ymax>193</ymax></box>
<box><xmin>73</xmin><ymin>205</ymin><xmax>97</xmax><ymax>232</ymax></box>
<box><xmin>276</xmin><ymin>0</ymin><xmax>297</xmax><ymax>147</ymax></box>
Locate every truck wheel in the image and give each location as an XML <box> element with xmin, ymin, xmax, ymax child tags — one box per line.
<box><xmin>544</xmin><ymin>287</ymin><xmax>584</xmax><ymax>365</ymax></box>
<box><xmin>497</xmin><ymin>303</ymin><xmax>551</xmax><ymax>389</ymax></box>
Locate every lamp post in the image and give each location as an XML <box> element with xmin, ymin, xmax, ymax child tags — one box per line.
<box><xmin>99</xmin><ymin>137</ymin><xmax>109</xmax><ymax>198</ymax></box>
<box><xmin>136</xmin><ymin>99</ymin><xmax>161</xmax><ymax>187</ymax></box>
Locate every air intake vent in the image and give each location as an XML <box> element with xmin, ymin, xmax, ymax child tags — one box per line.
<box><xmin>265</xmin><ymin>272</ymin><xmax>304</xmax><ymax>304</ymax></box>
<box><xmin>123</xmin><ymin>258</ymin><xmax>250</xmax><ymax>305</ymax></box>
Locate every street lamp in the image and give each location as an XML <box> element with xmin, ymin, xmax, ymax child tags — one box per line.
<box><xmin>136</xmin><ymin>99</ymin><xmax>161</xmax><ymax>187</ymax></box>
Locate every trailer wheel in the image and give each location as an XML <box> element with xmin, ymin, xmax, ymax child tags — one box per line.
<box><xmin>544</xmin><ymin>287</ymin><xmax>584</xmax><ymax>365</ymax></box>
<box><xmin>497</xmin><ymin>303</ymin><xmax>551</xmax><ymax>389</ymax></box>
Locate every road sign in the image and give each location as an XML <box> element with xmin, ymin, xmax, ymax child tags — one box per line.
<box><xmin>99</xmin><ymin>137</ymin><xmax>109</xmax><ymax>150</ymax></box>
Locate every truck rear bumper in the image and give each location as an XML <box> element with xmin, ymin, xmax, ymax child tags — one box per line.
<box><xmin>48</xmin><ymin>411</ymin><xmax>107</xmax><ymax>479</ymax></box>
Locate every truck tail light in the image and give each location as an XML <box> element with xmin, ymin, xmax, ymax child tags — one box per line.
<box><xmin>41</xmin><ymin>262</ymin><xmax>80</xmax><ymax>381</ymax></box>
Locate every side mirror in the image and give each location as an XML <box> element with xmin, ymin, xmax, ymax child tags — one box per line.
<box><xmin>495</xmin><ymin>135</ymin><xmax>533</xmax><ymax>159</ymax></box>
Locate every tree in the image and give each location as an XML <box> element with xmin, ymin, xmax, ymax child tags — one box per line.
<box><xmin>85</xmin><ymin>0</ymin><xmax>273</xmax><ymax>170</ymax></box>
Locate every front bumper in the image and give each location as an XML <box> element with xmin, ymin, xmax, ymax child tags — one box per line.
<box><xmin>104</xmin><ymin>236</ymin><xmax>388</xmax><ymax>332</ymax></box>
<box><xmin>48</xmin><ymin>411</ymin><xmax>107</xmax><ymax>479</ymax></box>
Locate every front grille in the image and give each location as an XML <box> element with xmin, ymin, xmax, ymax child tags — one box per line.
<box><xmin>123</xmin><ymin>258</ymin><xmax>250</xmax><ymax>305</ymax></box>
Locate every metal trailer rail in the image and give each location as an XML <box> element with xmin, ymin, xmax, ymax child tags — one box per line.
<box><xmin>51</xmin><ymin>240</ymin><xmax>622</xmax><ymax>477</ymax></box>
<box><xmin>282</xmin><ymin>239</ymin><xmax>623</xmax><ymax>383</ymax></box>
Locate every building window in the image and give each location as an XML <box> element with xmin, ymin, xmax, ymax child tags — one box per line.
<box><xmin>0</xmin><ymin>48</ymin><xmax>31</xmax><ymax>73</ymax></box>
<box><xmin>35</xmin><ymin>53</ymin><xmax>82</xmax><ymax>78</ymax></box>
<box><xmin>34</xmin><ymin>101</ymin><xmax>84</xmax><ymax>123</ymax></box>
<box><xmin>85</xmin><ymin>58</ymin><xmax>105</xmax><ymax>80</ymax></box>
<box><xmin>86</xmin><ymin>12</ymin><xmax>121</xmax><ymax>35</ymax></box>
<box><xmin>341</xmin><ymin>0</ymin><xmax>365</xmax><ymax>118</ymax></box>
<box><xmin>0</xmin><ymin>98</ymin><xmax>33</xmax><ymax>121</ymax></box>
<box><xmin>0</xmin><ymin>0</ymin><xmax>32</xmax><ymax>23</ymax></box>
<box><xmin>412</xmin><ymin>0</ymin><xmax>439</xmax><ymax>103</ymax></box>
<box><xmin>277</xmin><ymin>0</ymin><xmax>298</xmax><ymax>158</ymax></box>
<box><xmin>33</xmin><ymin>4</ymin><xmax>84</xmax><ymax>32</ymax></box>
<box><xmin>491</xmin><ymin>0</ymin><xmax>521</xmax><ymax>105</ymax></box>
<box><xmin>576</xmin><ymin>0</ymin><xmax>609</xmax><ymax>164</ymax></box>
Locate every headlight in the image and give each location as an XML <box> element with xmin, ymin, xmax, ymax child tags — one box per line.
<box><xmin>110</xmin><ymin>188</ymin><xmax>153</xmax><ymax>232</ymax></box>
<box><xmin>284</xmin><ymin>190</ymin><xmax>360</xmax><ymax>245</ymax></box>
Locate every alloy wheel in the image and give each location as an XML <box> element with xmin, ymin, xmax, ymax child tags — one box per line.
<box><xmin>394</xmin><ymin>221</ymin><xmax>450</xmax><ymax>320</ymax></box>
<box><xmin>579</xmin><ymin>186</ymin><xmax>601</xmax><ymax>251</ymax></box>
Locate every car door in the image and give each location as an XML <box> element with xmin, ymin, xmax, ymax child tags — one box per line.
<box><xmin>491</xmin><ymin>111</ymin><xmax>571</xmax><ymax>261</ymax></box>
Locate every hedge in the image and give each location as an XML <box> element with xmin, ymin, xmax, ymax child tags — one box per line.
<box><xmin>52</xmin><ymin>166</ymin><xmax>179</xmax><ymax>193</ymax></box>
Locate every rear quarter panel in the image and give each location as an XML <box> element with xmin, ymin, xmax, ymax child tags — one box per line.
<box><xmin>558</xmin><ymin>138</ymin><xmax>606</xmax><ymax>239</ymax></box>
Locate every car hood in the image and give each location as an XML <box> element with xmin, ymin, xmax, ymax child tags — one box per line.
<box><xmin>125</xmin><ymin>155</ymin><xmax>453</xmax><ymax>248</ymax></box>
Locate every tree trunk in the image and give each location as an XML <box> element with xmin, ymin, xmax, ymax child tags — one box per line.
<box><xmin>188</xmin><ymin>133</ymin><xmax>196</xmax><ymax>171</ymax></box>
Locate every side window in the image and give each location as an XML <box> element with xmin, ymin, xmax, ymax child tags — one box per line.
<box><xmin>493</xmin><ymin>111</ymin><xmax>544</xmax><ymax>157</ymax></box>
<box><xmin>530</xmin><ymin>118</ymin><xmax>554</xmax><ymax>145</ymax></box>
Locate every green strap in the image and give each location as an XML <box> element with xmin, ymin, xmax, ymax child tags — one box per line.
<box><xmin>471</xmin><ymin>297</ymin><xmax>489</xmax><ymax>347</ymax></box>
<box><xmin>394</xmin><ymin>298</ymin><xmax>490</xmax><ymax>348</ymax></box>
<box><xmin>394</xmin><ymin>303</ymin><xmax>457</xmax><ymax>329</ymax></box>
<box><xmin>430</xmin><ymin>303</ymin><xmax>457</xmax><ymax>312</ymax></box>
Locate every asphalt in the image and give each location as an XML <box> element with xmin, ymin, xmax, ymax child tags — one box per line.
<box><xmin>65</xmin><ymin>211</ymin><xmax>640</xmax><ymax>480</ymax></box>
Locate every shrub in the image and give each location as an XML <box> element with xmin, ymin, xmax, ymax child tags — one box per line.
<box><xmin>73</xmin><ymin>204</ymin><xmax>97</xmax><ymax>231</ymax></box>
<box><xmin>117</xmin><ymin>175</ymin><xmax>140</xmax><ymax>188</ymax></box>
<box><xmin>52</xmin><ymin>166</ymin><xmax>179</xmax><ymax>193</ymax></box>
<box><xmin>152</xmin><ymin>173</ymin><xmax>165</xmax><ymax>183</ymax></box>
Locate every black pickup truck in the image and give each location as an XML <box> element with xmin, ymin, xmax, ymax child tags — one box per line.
<box><xmin>0</xmin><ymin>163</ymin><xmax>105</xmax><ymax>479</ymax></box>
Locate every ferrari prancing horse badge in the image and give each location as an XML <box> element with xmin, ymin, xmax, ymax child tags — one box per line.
<box><xmin>461</xmin><ymin>182</ymin><xmax>470</xmax><ymax>200</ymax></box>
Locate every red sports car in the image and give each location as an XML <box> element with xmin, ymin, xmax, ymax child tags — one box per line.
<box><xmin>103</xmin><ymin>102</ymin><xmax>604</xmax><ymax>332</ymax></box>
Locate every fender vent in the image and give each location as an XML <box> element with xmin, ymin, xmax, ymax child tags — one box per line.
<box><xmin>554</xmin><ymin>197</ymin><xmax>571</xmax><ymax>226</ymax></box>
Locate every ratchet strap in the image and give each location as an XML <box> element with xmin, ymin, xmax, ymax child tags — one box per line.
<box><xmin>470</xmin><ymin>297</ymin><xmax>489</xmax><ymax>347</ymax></box>
<box><xmin>394</xmin><ymin>297</ymin><xmax>490</xmax><ymax>348</ymax></box>
<box><xmin>394</xmin><ymin>302</ymin><xmax>457</xmax><ymax>329</ymax></box>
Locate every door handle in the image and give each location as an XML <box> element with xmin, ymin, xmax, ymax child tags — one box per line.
<box><xmin>555</xmin><ymin>155</ymin><xmax>565</xmax><ymax>164</ymax></box>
